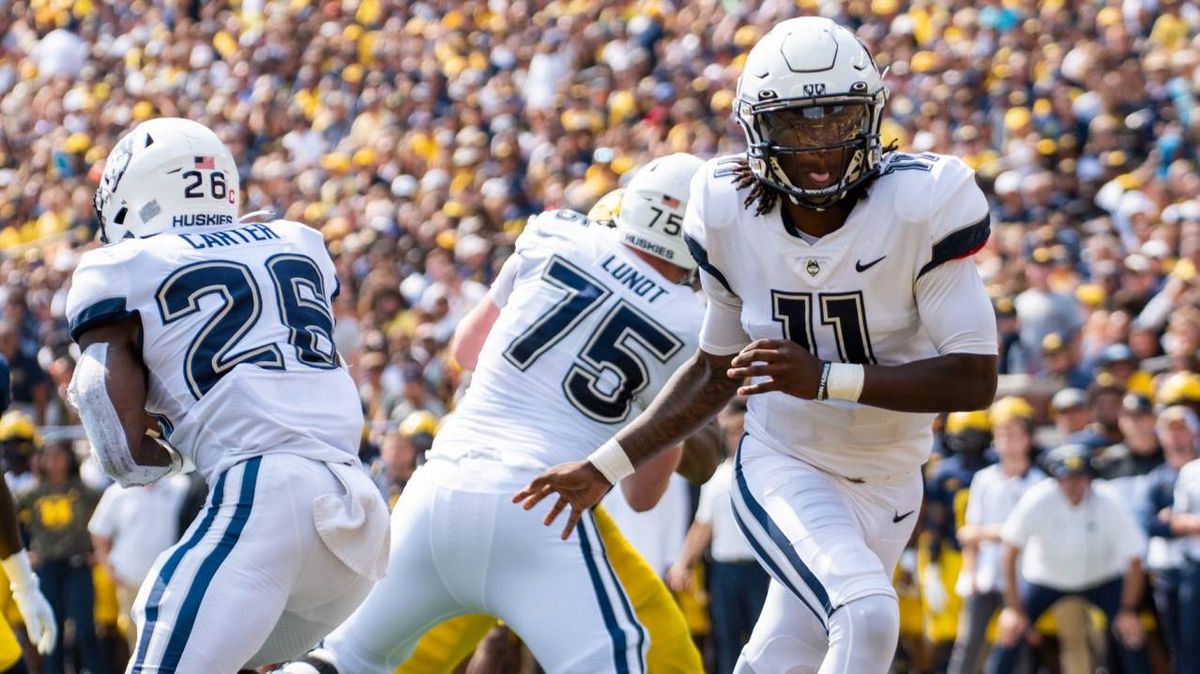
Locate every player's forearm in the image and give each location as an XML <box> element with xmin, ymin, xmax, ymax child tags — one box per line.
<box><xmin>859</xmin><ymin>353</ymin><xmax>997</xmax><ymax>413</ymax></box>
<box><xmin>0</xmin><ymin>479</ymin><xmax>23</xmax><ymax>560</ymax></box>
<box><xmin>1001</xmin><ymin>544</ymin><xmax>1021</xmax><ymax>610</ymax></box>
<box><xmin>614</xmin><ymin>350</ymin><xmax>740</xmax><ymax>469</ymax></box>
<box><xmin>676</xmin><ymin>521</ymin><xmax>713</xmax><ymax>570</ymax></box>
<box><xmin>1120</xmin><ymin>558</ymin><xmax>1144</xmax><ymax>610</ymax></box>
<box><xmin>676</xmin><ymin>419</ymin><xmax>722</xmax><ymax>484</ymax></box>
<box><xmin>621</xmin><ymin>445</ymin><xmax>681</xmax><ymax>512</ymax></box>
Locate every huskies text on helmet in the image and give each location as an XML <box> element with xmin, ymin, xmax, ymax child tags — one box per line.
<box><xmin>94</xmin><ymin>118</ymin><xmax>239</xmax><ymax>244</ymax></box>
<box><xmin>614</xmin><ymin>153</ymin><xmax>705</xmax><ymax>271</ymax></box>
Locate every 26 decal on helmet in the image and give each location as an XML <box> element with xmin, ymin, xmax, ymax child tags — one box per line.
<box><xmin>93</xmin><ymin>118</ymin><xmax>240</xmax><ymax>244</ymax></box>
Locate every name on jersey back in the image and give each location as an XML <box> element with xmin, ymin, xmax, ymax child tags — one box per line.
<box><xmin>179</xmin><ymin>222</ymin><xmax>281</xmax><ymax>250</ymax></box>
<box><xmin>600</xmin><ymin>254</ymin><xmax>669</xmax><ymax>303</ymax></box>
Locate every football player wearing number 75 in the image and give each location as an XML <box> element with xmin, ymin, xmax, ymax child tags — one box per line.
<box><xmin>515</xmin><ymin>16</ymin><xmax>998</xmax><ymax>674</ymax></box>
<box><xmin>65</xmin><ymin>118</ymin><xmax>389</xmax><ymax>673</ymax></box>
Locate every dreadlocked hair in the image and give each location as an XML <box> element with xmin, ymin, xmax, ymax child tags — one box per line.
<box><xmin>726</xmin><ymin>141</ymin><xmax>899</xmax><ymax>216</ymax></box>
<box><xmin>728</xmin><ymin>156</ymin><xmax>780</xmax><ymax>217</ymax></box>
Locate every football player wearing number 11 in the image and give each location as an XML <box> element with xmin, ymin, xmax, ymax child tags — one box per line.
<box><xmin>515</xmin><ymin>17</ymin><xmax>999</xmax><ymax>674</ymax></box>
<box><xmin>65</xmin><ymin>118</ymin><xmax>390</xmax><ymax>673</ymax></box>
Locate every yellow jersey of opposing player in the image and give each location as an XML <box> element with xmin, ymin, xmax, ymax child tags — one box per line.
<box><xmin>685</xmin><ymin>151</ymin><xmax>997</xmax><ymax>481</ymax></box>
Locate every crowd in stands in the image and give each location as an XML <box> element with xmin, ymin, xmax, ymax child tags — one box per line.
<box><xmin>4</xmin><ymin>0</ymin><xmax>1200</xmax><ymax>671</ymax></box>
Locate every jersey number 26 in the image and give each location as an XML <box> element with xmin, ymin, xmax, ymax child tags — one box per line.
<box><xmin>156</xmin><ymin>255</ymin><xmax>337</xmax><ymax>399</ymax></box>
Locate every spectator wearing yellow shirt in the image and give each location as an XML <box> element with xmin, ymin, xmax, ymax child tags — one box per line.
<box><xmin>17</xmin><ymin>442</ymin><xmax>104</xmax><ymax>674</ymax></box>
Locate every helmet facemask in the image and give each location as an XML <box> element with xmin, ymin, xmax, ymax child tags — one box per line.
<box><xmin>744</xmin><ymin>99</ymin><xmax>882</xmax><ymax>210</ymax></box>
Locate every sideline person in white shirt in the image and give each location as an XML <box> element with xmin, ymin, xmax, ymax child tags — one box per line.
<box><xmin>88</xmin><ymin>475</ymin><xmax>189</xmax><ymax>648</ymax></box>
<box><xmin>985</xmin><ymin>444</ymin><xmax>1150</xmax><ymax>674</ymax></box>
<box><xmin>947</xmin><ymin>403</ymin><xmax>1046</xmax><ymax>674</ymax></box>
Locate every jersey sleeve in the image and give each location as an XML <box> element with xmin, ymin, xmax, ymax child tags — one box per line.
<box><xmin>694</xmin><ymin>478</ymin><xmax>719</xmax><ymax>524</ymax></box>
<box><xmin>683</xmin><ymin>165</ymin><xmax>751</xmax><ymax>355</ymax></box>
<box><xmin>87</xmin><ymin>485</ymin><xmax>119</xmax><ymax>537</ymax></box>
<box><xmin>491</xmin><ymin>209</ymin><xmax>598</xmax><ymax>307</ymax></box>
<box><xmin>915</xmin><ymin>258</ymin><xmax>998</xmax><ymax>355</ymax></box>
<box><xmin>488</xmin><ymin>252</ymin><xmax>522</xmax><ymax>309</ymax></box>
<box><xmin>65</xmin><ymin>246</ymin><xmax>138</xmax><ymax>342</ymax></box>
<box><xmin>915</xmin><ymin>156</ymin><xmax>991</xmax><ymax>279</ymax></box>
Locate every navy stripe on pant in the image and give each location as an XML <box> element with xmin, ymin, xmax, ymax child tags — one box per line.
<box><xmin>159</xmin><ymin>457</ymin><xmax>261</xmax><ymax>670</ymax></box>
<box><xmin>586</xmin><ymin>513</ymin><xmax>646</xmax><ymax>674</ymax></box>
<box><xmin>131</xmin><ymin>468</ymin><xmax>232</xmax><ymax>672</ymax></box>
<box><xmin>132</xmin><ymin>457</ymin><xmax>262</xmax><ymax>673</ymax></box>
<box><xmin>578</xmin><ymin>516</ymin><xmax>634</xmax><ymax>674</ymax></box>
<box><xmin>731</xmin><ymin>435</ymin><xmax>832</xmax><ymax>628</ymax></box>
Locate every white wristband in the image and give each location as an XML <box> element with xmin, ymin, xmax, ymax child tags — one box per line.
<box><xmin>1</xmin><ymin>550</ymin><xmax>37</xmax><ymax>591</ymax></box>
<box><xmin>587</xmin><ymin>438</ymin><xmax>636</xmax><ymax>485</ymax></box>
<box><xmin>826</xmin><ymin>363</ymin><xmax>865</xmax><ymax>402</ymax></box>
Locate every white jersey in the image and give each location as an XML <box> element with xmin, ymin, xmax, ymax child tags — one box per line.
<box><xmin>434</xmin><ymin>209</ymin><xmax>703</xmax><ymax>473</ymax></box>
<box><xmin>685</xmin><ymin>152</ymin><xmax>998</xmax><ymax>480</ymax></box>
<box><xmin>65</xmin><ymin>219</ymin><xmax>362</xmax><ymax>480</ymax></box>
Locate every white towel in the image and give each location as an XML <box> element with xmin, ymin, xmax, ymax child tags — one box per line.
<box><xmin>312</xmin><ymin>463</ymin><xmax>391</xmax><ymax>580</ymax></box>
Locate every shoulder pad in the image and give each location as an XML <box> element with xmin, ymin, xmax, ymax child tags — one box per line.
<box><xmin>878</xmin><ymin>153</ymin><xmax>990</xmax><ymax>277</ymax></box>
<box><xmin>515</xmin><ymin>209</ymin><xmax>592</xmax><ymax>253</ymax></box>
<box><xmin>685</xmin><ymin>155</ymin><xmax>747</xmax><ymax>238</ymax></box>
<box><xmin>66</xmin><ymin>246</ymin><xmax>139</xmax><ymax>342</ymax></box>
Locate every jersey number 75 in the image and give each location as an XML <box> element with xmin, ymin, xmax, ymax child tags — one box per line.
<box><xmin>504</xmin><ymin>257</ymin><xmax>683</xmax><ymax>424</ymax></box>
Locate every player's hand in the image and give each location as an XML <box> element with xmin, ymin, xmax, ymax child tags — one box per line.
<box><xmin>1114</xmin><ymin>608</ymin><xmax>1145</xmax><ymax>648</ymax></box>
<box><xmin>666</xmin><ymin>562</ymin><xmax>693</xmax><ymax>593</ymax></box>
<box><xmin>513</xmin><ymin>460</ymin><xmax>610</xmax><ymax>540</ymax></box>
<box><xmin>727</xmin><ymin>339</ymin><xmax>822</xmax><ymax>398</ymax></box>
<box><xmin>13</xmin><ymin>584</ymin><xmax>56</xmax><ymax>655</ymax></box>
<box><xmin>996</xmin><ymin>607</ymin><xmax>1028</xmax><ymax>647</ymax></box>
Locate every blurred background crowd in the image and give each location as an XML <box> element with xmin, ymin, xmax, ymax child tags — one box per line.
<box><xmin>2</xmin><ymin>0</ymin><xmax>1200</xmax><ymax>671</ymax></box>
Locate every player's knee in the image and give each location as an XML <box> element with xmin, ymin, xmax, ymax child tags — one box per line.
<box><xmin>737</xmin><ymin>633</ymin><xmax>825</xmax><ymax>674</ymax></box>
<box><xmin>831</xmin><ymin>594</ymin><xmax>899</xmax><ymax>650</ymax></box>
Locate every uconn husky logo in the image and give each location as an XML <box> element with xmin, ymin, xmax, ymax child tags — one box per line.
<box><xmin>803</xmin><ymin>83</ymin><xmax>826</xmax><ymax>96</ymax></box>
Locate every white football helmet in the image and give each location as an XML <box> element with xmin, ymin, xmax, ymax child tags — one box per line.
<box><xmin>614</xmin><ymin>153</ymin><xmax>704</xmax><ymax>271</ymax></box>
<box><xmin>734</xmin><ymin>17</ymin><xmax>888</xmax><ymax>210</ymax></box>
<box><xmin>93</xmin><ymin>118</ymin><xmax>239</xmax><ymax>244</ymax></box>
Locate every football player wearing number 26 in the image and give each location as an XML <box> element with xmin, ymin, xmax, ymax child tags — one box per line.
<box><xmin>515</xmin><ymin>17</ymin><xmax>999</xmax><ymax>673</ymax></box>
<box><xmin>65</xmin><ymin>118</ymin><xmax>390</xmax><ymax>673</ymax></box>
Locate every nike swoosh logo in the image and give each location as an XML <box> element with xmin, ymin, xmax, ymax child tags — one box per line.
<box><xmin>856</xmin><ymin>255</ymin><xmax>886</xmax><ymax>272</ymax></box>
<box><xmin>893</xmin><ymin>509</ymin><xmax>915</xmax><ymax>523</ymax></box>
